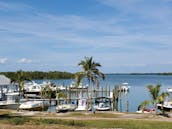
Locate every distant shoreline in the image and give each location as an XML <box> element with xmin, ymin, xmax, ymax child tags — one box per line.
<box><xmin>106</xmin><ymin>73</ymin><xmax>172</xmax><ymax>75</ymax></box>
<box><xmin>1</xmin><ymin>71</ymin><xmax>172</xmax><ymax>80</ymax></box>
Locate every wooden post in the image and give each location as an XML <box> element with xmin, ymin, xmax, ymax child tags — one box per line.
<box><xmin>69</xmin><ymin>87</ymin><xmax>71</xmax><ymax>104</ymax></box>
<box><xmin>105</xmin><ymin>85</ymin><xmax>107</xmax><ymax>97</ymax></box>
<box><xmin>126</xmin><ymin>100</ymin><xmax>129</xmax><ymax>112</ymax></box>
<box><xmin>102</xmin><ymin>87</ymin><xmax>103</xmax><ymax>97</ymax></box>
<box><xmin>109</xmin><ymin>85</ymin><xmax>110</xmax><ymax>97</ymax></box>
<box><xmin>65</xmin><ymin>85</ymin><xmax>67</xmax><ymax>104</ymax></box>
<box><xmin>86</xmin><ymin>87</ymin><xmax>89</xmax><ymax>112</ymax></box>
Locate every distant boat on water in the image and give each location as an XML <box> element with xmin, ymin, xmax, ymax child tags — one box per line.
<box><xmin>119</xmin><ymin>83</ymin><xmax>130</xmax><ymax>92</ymax></box>
<box><xmin>167</xmin><ymin>87</ymin><xmax>172</xmax><ymax>93</ymax></box>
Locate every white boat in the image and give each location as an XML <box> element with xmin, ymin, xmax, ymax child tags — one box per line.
<box><xmin>57</xmin><ymin>85</ymin><xmax>66</xmax><ymax>91</ymax></box>
<box><xmin>75</xmin><ymin>99</ymin><xmax>87</xmax><ymax>111</ymax></box>
<box><xmin>56</xmin><ymin>104</ymin><xmax>77</xmax><ymax>112</ymax></box>
<box><xmin>157</xmin><ymin>101</ymin><xmax>172</xmax><ymax>112</ymax></box>
<box><xmin>0</xmin><ymin>92</ymin><xmax>20</xmax><ymax>110</ymax></box>
<box><xmin>120</xmin><ymin>83</ymin><xmax>130</xmax><ymax>91</ymax></box>
<box><xmin>24</xmin><ymin>81</ymin><xmax>42</xmax><ymax>93</ymax></box>
<box><xmin>19</xmin><ymin>100</ymin><xmax>49</xmax><ymax>111</ymax></box>
<box><xmin>93</xmin><ymin>97</ymin><xmax>111</xmax><ymax>111</ymax></box>
<box><xmin>167</xmin><ymin>88</ymin><xmax>172</xmax><ymax>93</ymax></box>
<box><xmin>94</xmin><ymin>102</ymin><xmax>110</xmax><ymax>111</ymax></box>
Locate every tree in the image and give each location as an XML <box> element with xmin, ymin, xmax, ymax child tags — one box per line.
<box><xmin>41</xmin><ymin>85</ymin><xmax>54</xmax><ymax>112</ymax></box>
<box><xmin>11</xmin><ymin>70</ymin><xmax>30</xmax><ymax>102</ymax></box>
<box><xmin>74</xmin><ymin>72</ymin><xmax>84</xmax><ymax>88</ymax></box>
<box><xmin>158</xmin><ymin>92</ymin><xmax>169</xmax><ymax>115</ymax></box>
<box><xmin>78</xmin><ymin>56</ymin><xmax>105</xmax><ymax>111</ymax></box>
<box><xmin>56</xmin><ymin>91</ymin><xmax>67</xmax><ymax>105</ymax></box>
<box><xmin>140</xmin><ymin>100</ymin><xmax>152</xmax><ymax>112</ymax></box>
<box><xmin>78</xmin><ymin>56</ymin><xmax>105</xmax><ymax>89</ymax></box>
<box><xmin>147</xmin><ymin>84</ymin><xmax>161</xmax><ymax>109</ymax></box>
<box><xmin>146</xmin><ymin>84</ymin><xmax>169</xmax><ymax>114</ymax></box>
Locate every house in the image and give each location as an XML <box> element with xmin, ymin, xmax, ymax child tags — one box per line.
<box><xmin>0</xmin><ymin>75</ymin><xmax>11</xmax><ymax>100</ymax></box>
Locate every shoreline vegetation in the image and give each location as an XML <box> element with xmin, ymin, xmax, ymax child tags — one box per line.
<box><xmin>1</xmin><ymin>71</ymin><xmax>172</xmax><ymax>80</ymax></box>
<box><xmin>0</xmin><ymin>71</ymin><xmax>74</xmax><ymax>80</ymax></box>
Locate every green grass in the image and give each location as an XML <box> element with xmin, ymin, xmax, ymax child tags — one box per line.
<box><xmin>82</xmin><ymin>119</ymin><xmax>172</xmax><ymax>129</ymax></box>
<box><xmin>35</xmin><ymin>118</ymin><xmax>85</xmax><ymax>127</ymax></box>
<box><xmin>0</xmin><ymin>111</ymin><xmax>172</xmax><ymax>129</ymax></box>
<box><xmin>9</xmin><ymin>116</ymin><xmax>31</xmax><ymax>125</ymax></box>
<box><xmin>4</xmin><ymin>117</ymin><xmax>172</xmax><ymax>129</ymax></box>
<box><xmin>60</xmin><ymin>112</ymin><xmax>121</xmax><ymax>118</ymax></box>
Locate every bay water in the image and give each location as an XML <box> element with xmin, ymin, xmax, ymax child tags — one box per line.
<box><xmin>37</xmin><ymin>74</ymin><xmax>172</xmax><ymax>112</ymax></box>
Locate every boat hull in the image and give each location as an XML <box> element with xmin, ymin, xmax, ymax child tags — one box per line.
<box><xmin>20</xmin><ymin>106</ymin><xmax>49</xmax><ymax>111</ymax></box>
<box><xmin>96</xmin><ymin>107</ymin><xmax>110</xmax><ymax>111</ymax></box>
<box><xmin>0</xmin><ymin>103</ymin><xmax>19</xmax><ymax>110</ymax></box>
<box><xmin>19</xmin><ymin>101</ymin><xmax>49</xmax><ymax>111</ymax></box>
<box><xmin>56</xmin><ymin>104</ymin><xmax>77</xmax><ymax>112</ymax></box>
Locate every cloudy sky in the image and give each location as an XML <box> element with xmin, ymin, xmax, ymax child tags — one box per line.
<box><xmin>0</xmin><ymin>0</ymin><xmax>172</xmax><ymax>73</ymax></box>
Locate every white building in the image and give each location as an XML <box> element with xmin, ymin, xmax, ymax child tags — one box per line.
<box><xmin>0</xmin><ymin>75</ymin><xmax>11</xmax><ymax>100</ymax></box>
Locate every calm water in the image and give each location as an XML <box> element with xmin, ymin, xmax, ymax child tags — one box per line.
<box><xmin>37</xmin><ymin>74</ymin><xmax>172</xmax><ymax>112</ymax></box>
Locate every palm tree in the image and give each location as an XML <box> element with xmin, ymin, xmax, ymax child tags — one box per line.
<box><xmin>78</xmin><ymin>56</ymin><xmax>105</xmax><ymax>111</ymax></box>
<box><xmin>140</xmin><ymin>100</ymin><xmax>152</xmax><ymax>112</ymax></box>
<box><xmin>147</xmin><ymin>84</ymin><xmax>161</xmax><ymax>109</ymax></box>
<box><xmin>78</xmin><ymin>56</ymin><xmax>105</xmax><ymax>89</ymax></box>
<box><xmin>11</xmin><ymin>70</ymin><xmax>30</xmax><ymax>104</ymax></box>
<box><xmin>56</xmin><ymin>92</ymin><xmax>67</xmax><ymax>105</ymax></box>
<box><xmin>42</xmin><ymin>85</ymin><xmax>54</xmax><ymax>112</ymax></box>
<box><xmin>74</xmin><ymin>72</ymin><xmax>84</xmax><ymax>87</ymax></box>
<box><xmin>158</xmin><ymin>92</ymin><xmax>169</xmax><ymax>115</ymax></box>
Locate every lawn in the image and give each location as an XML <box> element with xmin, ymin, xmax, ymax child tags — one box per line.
<box><xmin>0</xmin><ymin>110</ymin><xmax>172</xmax><ymax>129</ymax></box>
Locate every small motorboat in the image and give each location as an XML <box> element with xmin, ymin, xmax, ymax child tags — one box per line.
<box><xmin>136</xmin><ymin>108</ymin><xmax>155</xmax><ymax>113</ymax></box>
<box><xmin>93</xmin><ymin>97</ymin><xmax>111</xmax><ymax>111</ymax></box>
<box><xmin>19</xmin><ymin>100</ymin><xmax>49</xmax><ymax>111</ymax></box>
<box><xmin>167</xmin><ymin>88</ymin><xmax>172</xmax><ymax>93</ymax></box>
<box><xmin>56</xmin><ymin>104</ymin><xmax>77</xmax><ymax>112</ymax></box>
<box><xmin>120</xmin><ymin>83</ymin><xmax>130</xmax><ymax>92</ymax></box>
<box><xmin>94</xmin><ymin>102</ymin><xmax>110</xmax><ymax>111</ymax></box>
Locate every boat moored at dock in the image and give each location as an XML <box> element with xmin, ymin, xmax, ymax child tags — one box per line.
<box><xmin>19</xmin><ymin>100</ymin><xmax>49</xmax><ymax>111</ymax></box>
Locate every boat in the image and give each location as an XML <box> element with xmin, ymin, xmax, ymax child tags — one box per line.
<box><xmin>93</xmin><ymin>97</ymin><xmax>111</xmax><ymax>111</ymax></box>
<box><xmin>120</xmin><ymin>83</ymin><xmax>130</xmax><ymax>92</ymax></box>
<box><xmin>57</xmin><ymin>85</ymin><xmax>66</xmax><ymax>91</ymax></box>
<box><xmin>136</xmin><ymin>108</ymin><xmax>155</xmax><ymax>113</ymax></box>
<box><xmin>0</xmin><ymin>92</ymin><xmax>20</xmax><ymax>110</ymax></box>
<box><xmin>56</xmin><ymin>104</ymin><xmax>77</xmax><ymax>112</ymax></box>
<box><xmin>19</xmin><ymin>100</ymin><xmax>49</xmax><ymax>111</ymax></box>
<box><xmin>157</xmin><ymin>101</ymin><xmax>172</xmax><ymax>112</ymax></box>
<box><xmin>94</xmin><ymin>102</ymin><xmax>111</xmax><ymax>111</ymax></box>
<box><xmin>24</xmin><ymin>81</ymin><xmax>42</xmax><ymax>93</ymax></box>
<box><xmin>136</xmin><ymin>104</ymin><xmax>155</xmax><ymax>113</ymax></box>
<box><xmin>75</xmin><ymin>99</ymin><xmax>87</xmax><ymax>111</ymax></box>
<box><xmin>167</xmin><ymin>88</ymin><xmax>172</xmax><ymax>93</ymax></box>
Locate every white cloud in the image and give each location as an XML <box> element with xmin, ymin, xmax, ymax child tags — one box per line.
<box><xmin>0</xmin><ymin>1</ymin><xmax>172</xmax><ymax>72</ymax></box>
<box><xmin>0</xmin><ymin>58</ymin><xmax>7</xmax><ymax>64</ymax></box>
<box><xmin>18</xmin><ymin>58</ymin><xmax>32</xmax><ymax>63</ymax></box>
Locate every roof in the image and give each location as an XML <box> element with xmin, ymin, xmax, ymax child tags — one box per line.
<box><xmin>0</xmin><ymin>75</ymin><xmax>11</xmax><ymax>86</ymax></box>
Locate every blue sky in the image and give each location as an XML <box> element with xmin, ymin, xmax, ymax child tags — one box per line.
<box><xmin>0</xmin><ymin>0</ymin><xmax>172</xmax><ymax>73</ymax></box>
